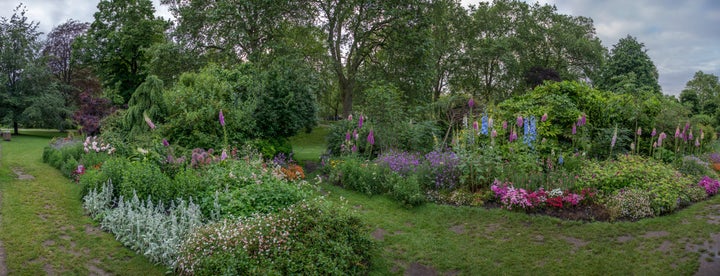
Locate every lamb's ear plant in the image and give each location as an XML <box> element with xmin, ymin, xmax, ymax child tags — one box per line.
<box><xmin>82</xmin><ymin>180</ymin><xmax>115</xmax><ymax>220</ymax></box>
<box><xmin>90</xmin><ymin>189</ymin><xmax>204</xmax><ymax>268</ymax></box>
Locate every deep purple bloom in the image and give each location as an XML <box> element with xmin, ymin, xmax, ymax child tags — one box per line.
<box><xmin>468</xmin><ymin>98</ymin><xmax>475</xmax><ymax>109</ymax></box>
<box><xmin>351</xmin><ymin>145</ymin><xmax>357</xmax><ymax>152</ymax></box>
<box><xmin>220</xmin><ymin>149</ymin><xmax>228</xmax><ymax>161</ymax></box>
<box><xmin>219</xmin><ymin>110</ymin><xmax>225</xmax><ymax>126</ymax></box>
<box><xmin>516</xmin><ymin>116</ymin><xmax>523</xmax><ymax>128</ymax></box>
<box><xmin>509</xmin><ymin>131</ymin><xmax>518</xmax><ymax>142</ymax></box>
<box><xmin>651</xmin><ymin>128</ymin><xmax>657</xmax><ymax>137</ymax></box>
<box><xmin>162</xmin><ymin>139</ymin><xmax>169</xmax><ymax>147</ymax></box>
<box><xmin>541</xmin><ymin>113</ymin><xmax>548</xmax><ymax>122</ymax></box>
<box><xmin>675</xmin><ymin>126</ymin><xmax>680</xmax><ymax>138</ymax></box>
<box><xmin>577</xmin><ymin>114</ymin><xmax>587</xmax><ymax>127</ymax></box>
<box><xmin>473</xmin><ymin>121</ymin><xmax>479</xmax><ymax>131</ymax></box>
<box><xmin>345</xmin><ymin>131</ymin><xmax>351</xmax><ymax>141</ymax></box>
<box><xmin>571</xmin><ymin>123</ymin><xmax>577</xmax><ymax>135</ymax></box>
<box><xmin>367</xmin><ymin>129</ymin><xmax>375</xmax><ymax>145</ymax></box>
<box><xmin>358</xmin><ymin>115</ymin><xmax>364</xmax><ymax>129</ymax></box>
<box><xmin>502</xmin><ymin>120</ymin><xmax>508</xmax><ymax>130</ymax></box>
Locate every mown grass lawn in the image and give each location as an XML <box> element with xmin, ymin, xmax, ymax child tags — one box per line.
<box><xmin>291</xmin><ymin>125</ymin><xmax>720</xmax><ymax>275</ymax></box>
<box><xmin>289</xmin><ymin>123</ymin><xmax>331</xmax><ymax>163</ymax></box>
<box><xmin>0</xmin><ymin>134</ymin><xmax>164</xmax><ymax>275</ymax></box>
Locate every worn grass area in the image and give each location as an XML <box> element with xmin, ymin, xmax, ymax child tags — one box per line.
<box><xmin>319</xmin><ymin>183</ymin><xmax>720</xmax><ymax>275</ymax></box>
<box><xmin>0</xmin><ymin>135</ymin><xmax>164</xmax><ymax>275</ymax></box>
<box><xmin>290</xmin><ymin>124</ymin><xmax>330</xmax><ymax>162</ymax></box>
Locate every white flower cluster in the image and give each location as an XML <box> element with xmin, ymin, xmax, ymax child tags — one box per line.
<box><xmin>84</xmin><ymin>136</ymin><xmax>116</xmax><ymax>154</ymax></box>
<box><xmin>549</xmin><ymin>188</ymin><xmax>564</xmax><ymax>197</ymax></box>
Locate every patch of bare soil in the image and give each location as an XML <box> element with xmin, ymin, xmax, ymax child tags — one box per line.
<box><xmin>372</xmin><ymin>228</ymin><xmax>389</xmax><ymax>241</ymax></box>
<box><xmin>561</xmin><ymin>236</ymin><xmax>589</xmax><ymax>253</ymax></box>
<box><xmin>642</xmin><ymin>231</ymin><xmax>670</xmax><ymax>239</ymax></box>
<box><xmin>617</xmin><ymin>235</ymin><xmax>633</xmax><ymax>243</ymax></box>
<box><xmin>87</xmin><ymin>263</ymin><xmax>110</xmax><ymax>276</ymax></box>
<box><xmin>449</xmin><ymin>224</ymin><xmax>466</xmax><ymax>234</ymax></box>
<box><xmin>686</xmin><ymin>233</ymin><xmax>720</xmax><ymax>276</ymax></box>
<box><xmin>656</xmin><ymin>240</ymin><xmax>673</xmax><ymax>253</ymax></box>
<box><xmin>404</xmin><ymin>262</ymin><xmax>437</xmax><ymax>276</ymax></box>
<box><xmin>11</xmin><ymin>167</ymin><xmax>34</xmax><ymax>180</ymax></box>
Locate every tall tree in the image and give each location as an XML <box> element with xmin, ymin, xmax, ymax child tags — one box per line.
<box><xmin>318</xmin><ymin>0</ymin><xmax>412</xmax><ymax>117</ymax></box>
<box><xmin>163</xmin><ymin>0</ymin><xmax>313</xmax><ymax>62</ymax></box>
<box><xmin>598</xmin><ymin>35</ymin><xmax>660</xmax><ymax>94</ymax></box>
<box><xmin>0</xmin><ymin>4</ymin><xmax>42</xmax><ymax>134</ymax></box>
<box><xmin>679</xmin><ymin>71</ymin><xmax>720</xmax><ymax>116</ymax></box>
<box><xmin>42</xmin><ymin>20</ymin><xmax>89</xmax><ymax>87</ymax></box>
<box><xmin>75</xmin><ymin>0</ymin><xmax>167</xmax><ymax>103</ymax></box>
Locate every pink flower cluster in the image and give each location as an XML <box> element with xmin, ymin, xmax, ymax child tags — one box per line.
<box><xmin>490</xmin><ymin>180</ymin><xmax>590</xmax><ymax>210</ymax></box>
<box><xmin>698</xmin><ymin>176</ymin><xmax>720</xmax><ymax>196</ymax></box>
<box><xmin>83</xmin><ymin>136</ymin><xmax>116</xmax><ymax>154</ymax></box>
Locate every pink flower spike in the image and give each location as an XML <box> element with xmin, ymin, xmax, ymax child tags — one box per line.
<box><xmin>162</xmin><ymin>139</ymin><xmax>169</xmax><ymax>147</ymax></box>
<box><xmin>491</xmin><ymin>129</ymin><xmax>497</xmax><ymax>138</ymax></box>
<box><xmin>220</xmin><ymin>149</ymin><xmax>228</xmax><ymax>161</ymax></box>
<box><xmin>468</xmin><ymin>98</ymin><xmax>475</xmax><ymax>109</ymax></box>
<box><xmin>143</xmin><ymin>113</ymin><xmax>156</xmax><ymax>130</ymax></box>
<box><xmin>348</xmin><ymin>114</ymin><xmax>353</xmax><ymax>121</ymax></box>
<box><xmin>653</xmin><ymin>141</ymin><xmax>657</xmax><ymax>148</ymax></box>
<box><xmin>651</xmin><ymin>128</ymin><xmax>656</xmax><ymax>137</ymax></box>
<box><xmin>367</xmin><ymin>129</ymin><xmax>375</xmax><ymax>145</ymax></box>
<box><xmin>695</xmin><ymin>138</ymin><xmax>700</xmax><ymax>147</ymax></box>
<box><xmin>636</xmin><ymin>127</ymin><xmax>642</xmax><ymax>136</ymax></box>
<box><xmin>571</xmin><ymin>123</ymin><xmax>577</xmax><ymax>135</ymax></box>
<box><xmin>473</xmin><ymin>121</ymin><xmax>479</xmax><ymax>131</ymax></box>
<box><xmin>675</xmin><ymin>126</ymin><xmax>680</xmax><ymax>138</ymax></box>
<box><xmin>541</xmin><ymin>113</ymin><xmax>548</xmax><ymax>122</ymax></box>
<box><xmin>219</xmin><ymin>109</ymin><xmax>225</xmax><ymax>126</ymax></box>
<box><xmin>345</xmin><ymin>131</ymin><xmax>351</xmax><ymax>141</ymax></box>
<box><xmin>502</xmin><ymin>120</ymin><xmax>508</xmax><ymax>130</ymax></box>
<box><xmin>358</xmin><ymin>115</ymin><xmax>364</xmax><ymax>129</ymax></box>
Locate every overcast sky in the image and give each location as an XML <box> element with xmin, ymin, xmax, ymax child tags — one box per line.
<box><xmin>1</xmin><ymin>0</ymin><xmax>718</xmax><ymax>97</ymax></box>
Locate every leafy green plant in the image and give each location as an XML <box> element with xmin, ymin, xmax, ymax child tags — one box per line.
<box><xmin>387</xmin><ymin>173</ymin><xmax>425</xmax><ymax>207</ymax></box>
<box><xmin>605</xmin><ymin>188</ymin><xmax>654</xmax><ymax>221</ymax></box>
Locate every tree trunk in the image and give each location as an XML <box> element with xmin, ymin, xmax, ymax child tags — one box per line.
<box><xmin>13</xmin><ymin>121</ymin><xmax>19</xmax><ymax>135</ymax></box>
<box><xmin>340</xmin><ymin>80</ymin><xmax>354</xmax><ymax>118</ymax></box>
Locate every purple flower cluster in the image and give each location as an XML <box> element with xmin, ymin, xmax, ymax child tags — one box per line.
<box><xmin>424</xmin><ymin>150</ymin><xmax>461</xmax><ymax>189</ymax></box>
<box><xmin>709</xmin><ymin>153</ymin><xmax>720</xmax><ymax>163</ymax></box>
<box><xmin>377</xmin><ymin>150</ymin><xmax>422</xmax><ymax>176</ymax></box>
<box><xmin>698</xmin><ymin>176</ymin><xmax>720</xmax><ymax>195</ymax></box>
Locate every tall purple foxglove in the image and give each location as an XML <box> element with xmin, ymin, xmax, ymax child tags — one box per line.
<box><xmin>689</xmin><ymin>132</ymin><xmax>694</xmax><ymax>141</ymax></box>
<box><xmin>651</xmin><ymin>128</ymin><xmax>656</xmax><ymax>137</ymax></box>
<box><xmin>162</xmin><ymin>139</ymin><xmax>170</xmax><ymax>147</ymax></box>
<box><xmin>675</xmin><ymin>126</ymin><xmax>680</xmax><ymax>138</ymax></box>
<box><xmin>502</xmin><ymin>120</ymin><xmax>508</xmax><ymax>130</ymax></box>
<box><xmin>571</xmin><ymin>123</ymin><xmax>577</xmax><ymax>135</ymax></box>
<box><xmin>473</xmin><ymin>121</ymin><xmax>479</xmax><ymax>131</ymax></box>
<box><xmin>509</xmin><ymin>131</ymin><xmax>517</xmax><ymax>142</ymax></box>
<box><xmin>541</xmin><ymin>113</ymin><xmax>548</xmax><ymax>122</ymax></box>
<box><xmin>220</xmin><ymin>149</ymin><xmax>228</xmax><ymax>161</ymax></box>
<box><xmin>516</xmin><ymin>116</ymin><xmax>523</xmax><ymax>128</ymax></box>
<box><xmin>491</xmin><ymin>129</ymin><xmax>497</xmax><ymax>138</ymax></box>
<box><xmin>367</xmin><ymin>129</ymin><xmax>375</xmax><ymax>145</ymax></box>
<box><xmin>348</xmin><ymin>114</ymin><xmax>353</xmax><ymax>121</ymax></box>
<box><xmin>144</xmin><ymin>113</ymin><xmax>156</xmax><ymax>130</ymax></box>
<box><xmin>468</xmin><ymin>98</ymin><xmax>475</xmax><ymax>109</ymax></box>
<box><xmin>219</xmin><ymin>110</ymin><xmax>225</xmax><ymax>126</ymax></box>
<box><xmin>358</xmin><ymin>115</ymin><xmax>364</xmax><ymax>129</ymax></box>
<box><xmin>353</xmin><ymin>129</ymin><xmax>358</xmax><ymax>140</ymax></box>
<box><xmin>345</xmin><ymin>131</ymin><xmax>351</xmax><ymax>141</ymax></box>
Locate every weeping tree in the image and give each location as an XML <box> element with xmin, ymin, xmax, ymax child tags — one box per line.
<box><xmin>124</xmin><ymin>75</ymin><xmax>166</xmax><ymax>135</ymax></box>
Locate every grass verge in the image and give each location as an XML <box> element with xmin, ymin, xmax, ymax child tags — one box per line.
<box><xmin>289</xmin><ymin>124</ymin><xmax>330</xmax><ymax>162</ymax></box>
<box><xmin>0</xmin><ymin>135</ymin><xmax>164</xmax><ymax>275</ymax></box>
<box><xmin>319</xmin><ymin>183</ymin><xmax>720</xmax><ymax>275</ymax></box>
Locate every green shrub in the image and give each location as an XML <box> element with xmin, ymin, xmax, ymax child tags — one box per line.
<box><xmin>61</xmin><ymin>156</ymin><xmax>79</xmax><ymax>178</ymax></box>
<box><xmin>329</xmin><ymin>157</ymin><xmax>388</xmax><ymax>196</ymax></box>
<box><xmin>387</xmin><ymin>173</ymin><xmax>425</xmax><ymax>207</ymax></box>
<box><xmin>606</xmin><ymin>188</ymin><xmax>654</xmax><ymax>221</ymax></box>
<box><xmin>247</xmin><ymin>138</ymin><xmax>293</xmax><ymax>160</ymax></box>
<box><xmin>176</xmin><ymin>199</ymin><xmax>375</xmax><ymax>275</ymax></box>
<box><xmin>681</xmin><ymin>184</ymin><xmax>708</xmax><ymax>205</ymax></box>
<box><xmin>579</xmin><ymin>155</ymin><xmax>684</xmax><ymax>193</ymax></box>
<box><xmin>675</xmin><ymin>155</ymin><xmax>716</xmax><ymax>180</ymax></box>
<box><xmin>218</xmin><ymin>180</ymin><xmax>310</xmax><ymax>218</ymax></box>
<box><xmin>119</xmin><ymin>161</ymin><xmax>173</xmax><ymax>204</ymax></box>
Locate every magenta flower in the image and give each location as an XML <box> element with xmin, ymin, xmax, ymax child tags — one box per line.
<box><xmin>689</xmin><ymin>132</ymin><xmax>694</xmax><ymax>141</ymax></box>
<box><xmin>353</xmin><ymin>129</ymin><xmax>358</xmax><ymax>140</ymax></box>
<box><xmin>509</xmin><ymin>131</ymin><xmax>518</xmax><ymax>142</ymax></box>
<box><xmin>345</xmin><ymin>131</ymin><xmax>351</xmax><ymax>141</ymax></box>
<box><xmin>219</xmin><ymin>110</ymin><xmax>225</xmax><ymax>126</ymax></box>
<box><xmin>348</xmin><ymin>114</ymin><xmax>353</xmax><ymax>121</ymax></box>
<box><xmin>651</xmin><ymin>128</ymin><xmax>656</xmax><ymax>137</ymax></box>
<box><xmin>220</xmin><ymin>149</ymin><xmax>228</xmax><ymax>161</ymax></box>
<box><xmin>502</xmin><ymin>120</ymin><xmax>508</xmax><ymax>130</ymax></box>
<box><xmin>685</xmin><ymin>121</ymin><xmax>691</xmax><ymax>133</ymax></box>
<box><xmin>571</xmin><ymin>123</ymin><xmax>577</xmax><ymax>135</ymax></box>
<box><xmin>491</xmin><ymin>129</ymin><xmax>497</xmax><ymax>138</ymax></box>
<box><xmin>162</xmin><ymin>139</ymin><xmax>169</xmax><ymax>147</ymax></box>
<box><xmin>468</xmin><ymin>98</ymin><xmax>475</xmax><ymax>109</ymax></box>
<box><xmin>473</xmin><ymin>121</ymin><xmax>479</xmax><ymax>131</ymax></box>
<box><xmin>358</xmin><ymin>115</ymin><xmax>364</xmax><ymax>129</ymax></box>
<box><xmin>541</xmin><ymin>113</ymin><xmax>548</xmax><ymax>122</ymax></box>
<box><xmin>516</xmin><ymin>116</ymin><xmax>523</xmax><ymax>128</ymax></box>
<box><xmin>367</xmin><ymin>129</ymin><xmax>375</xmax><ymax>145</ymax></box>
<box><xmin>578</xmin><ymin>114</ymin><xmax>586</xmax><ymax>126</ymax></box>
<box><xmin>351</xmin><ymin>145</ymin><xmax>357</xmax><ymax>152</ymax></box>
<box><xmin>675</xmin><ymin>126</ymin><xmax>680</xmax><ymax>138</ymax></box>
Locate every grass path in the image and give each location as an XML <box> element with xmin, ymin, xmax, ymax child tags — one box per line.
<box><xmin>320</xmin><ymin>183</ymin><xmax>720</xmax><ymax>275</ymax></box>
<box><xmin>0</xmin><ymin>135</ymin><xmax>163</xmax><ymax>275</ymax></box>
